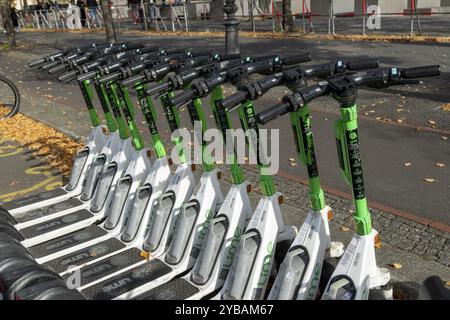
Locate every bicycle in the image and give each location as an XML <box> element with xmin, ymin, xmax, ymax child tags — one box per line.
<box><xmin>0</xmin><ymin>74</ymin><xmax>20</xmax><ymax>119</ymax></box>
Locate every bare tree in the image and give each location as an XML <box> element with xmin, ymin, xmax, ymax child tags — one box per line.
<box><xmin>282</xmin><ymin>0</ymin><xmax>293</xmax><ymax>32</ymax></box>
<box><xmin>0</xmin><ymin>0</ymin><xmax>16</xmax><ymax>48</ymax></box>
<box><xmin>99</xmin><ymin>0</ymin><xmax>116</xmax><ymax>44</ymax></box>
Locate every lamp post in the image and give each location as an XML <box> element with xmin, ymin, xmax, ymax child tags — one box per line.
<box><xmin>223</xmin><ymin>0</ymin><xmax>240</xmax><ymax>55</ymax></box>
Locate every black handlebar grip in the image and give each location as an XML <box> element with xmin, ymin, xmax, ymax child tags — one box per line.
<box><xmin>347</xmin><ymin>59</ymin><xmax>379</xmax><ymax>71</ymax></box>
<box><xmin>120</xmin><ymin>74</ymin><xmax>145</xmax><ymax>87</ymax></box>
<box><xmin>256</xmin><ymin>102</ymin><xmax>291</xmax><ymax>125</ymax></box>
<box><xmin>146</xmin><ymin>81</ymin><xmax>170</xmax><ymax>96</ymax></box>
<box><xmin>41</xmin><ymin>60</ymin><xmax>60</xmax><ymax>70</ymax></box>
<box><xmin>282</xmin><ymin>53</ymin><xmax>312</xmax><ymax>66</ymax></box>
<box><xmin>28</xmin><ymin>58</ymin><xmax>46</xmax><ymax>68</ymax></box>
<box><xmin>77</xmin><ymin>70</ymin><xmax>98</xmax><ymax>82</ymax></box>
<box><xmin>48</xmin><ymin>63</ymin><xmax>69</xmax><ymax>74</ymax></box>
<box><xmin>169</xmin><ymin>89</ymin><xmax>195</xmax><ymax>107</ymax></box>
<box><xmin>219</xmin><ymin>91</ymin><xmax>248</xmax><ymax>109</ymax></box>
<box><xmin>401</xmin><ymin>65</ymin><xmax>440</xmax><ymax>79</ymax></box>
<box><xmin>57</xmin><ymin>70</ymin><xmax>78</xmax><ymax>83</ymax></box>
<box><xmin>98</xmin><ymin>71</ymin><xmax>122</xmax><ymax>84</ymax></box>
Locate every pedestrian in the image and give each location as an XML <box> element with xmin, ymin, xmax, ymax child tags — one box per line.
<box><xmin>86</xmin><ymin>0</ymin><xmax>99</xmax><ymax>27</ymax></box>
<box><xmin>77</xmin><ymin>0</ymin><xmax>87</xmax><ymax>27</ymax></box>
<box><xmin>10</xmin><ymin>5</ymin><xmax>20</xmax><ymax>32</ymax></box>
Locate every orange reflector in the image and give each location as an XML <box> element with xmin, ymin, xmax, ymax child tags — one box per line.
<box><xmin>327</xmin><ymin>210</ymin><xmax>333</xmax><ymax>221</ymax></box>
<box><xmin>102</xmin><ymin>126</ymin><xmax>108</xmax><ymax>134</ymax></box>
<box><xmin>278</xmin><ymin>195</ymin><xmax>284</xmax><ymax>205</ymax></box>
<box><xmin>217</xmin><ymin>171</ymin><xmax>222</xmax><ymax>180</ymax></box>
<box><xmin>168</xmin><ymin>158</ymin><xmax>173</xmax><ymax>166</ymax></box>
<box><xmin>247</xmin><ymin>184</ymin><xmax>252</xmax><ymax>193</ymax></box>
<box><xmin>140</xmin><ymin>250</ymin><xmax>151</xmax><ymax>261</ymax></box>
<box><xmin>191</xmin><ymin>164</ymin><xmax>196</xmax><ymax>171</ymax></box>
<box><xmin>374</xmin><ymin>233</ymin><xmax>382</xmax><ymax>249</ymax></box>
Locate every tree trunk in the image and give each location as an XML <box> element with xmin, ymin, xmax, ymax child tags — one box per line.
<box><xmin>0</xmin><ymin>0</ymin><xmax>16</xmax><ymax>48</ymax></box>
<box><xmin>282</xmin><ymin>0</ymin><xmax>293</xmax><ymax>33</ymax></box>
<box><xmin>99</xmin><ymin>0</ymin><xmax>116</xmax><ymax>44</ymax></box>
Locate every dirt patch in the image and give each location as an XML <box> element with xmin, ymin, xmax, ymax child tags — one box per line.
<box><xmin>0</xmin><ymin>106</ymin><xmax>83</xmax><ymax>177</ymax></box>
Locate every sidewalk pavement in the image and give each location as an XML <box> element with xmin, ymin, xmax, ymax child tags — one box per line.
<box><xmin>0</xmin><ymin>31</ymin><xmax>448</xmax><ymax>298</ymax></box>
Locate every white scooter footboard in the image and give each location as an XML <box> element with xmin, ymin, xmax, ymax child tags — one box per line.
<box><xmin>142</xmin><ymin>163</ymin><xmax>195</xmax><ymax>257</ymax></box>
<box><xmin>269</xmin><ymin>206</ymin><xmax>342</xmax><ymax>300</ymax></box>
<box><xmin>321</xmin><ymin>229</ymin><xmax>390</xmax><ymax>300</ymax></box>
<box><xmin>120</xmin><ymin>157</ymin><xmax>171</xmax><ymax>245</ymax></box>
<box><xmin>219</xmin><ymin>193</ymin><xmax>289</xmax><ymax>300</ymax></box>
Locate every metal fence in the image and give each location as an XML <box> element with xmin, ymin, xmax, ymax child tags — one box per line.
<box><xmin>2</xmin><ymin>0</ymin><xmax>450</xmax><ymax>37</ymax></box>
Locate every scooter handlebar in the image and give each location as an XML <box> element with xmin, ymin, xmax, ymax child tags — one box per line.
<box><xmin>282</xmin><ymin>53</ymin><xmax>312</xmax><ymax>66</ymax></box>
<box><xmin>97</xmin><ymin>71</ymin><xmax>122</xmax><ymax>84</ymax></box>
<box><xmin>48</xmin><ymin>63</ymin><xmax>69</xmax><ymax>74</ymax></box>
<box><xmin>346</xmin><ymin>59</ymin><xmax>379</xmax><ymax>71</ymax></box>
<box><xmin>146</xmin><ymin>81</ymin><xmax>170</xmax><ymax>96</ymax></box>
<box><xmin>401</xmin><ymin>65</ymin><xmax>440</xmax><ymax>79</ymax></box>
<box><xmin>57</xmin><ymin>70</ymin><xmax>78</xmax><ymax>83</ymax></box>
<box><xmin>77</xmin><ymin>70</ymin><xmax>98</xmax><ymax>82</ymax></box>
<box><xmin>256</xmin><ymin>102</ymin><xmax>291</xmax><ymax>125</ymax></box>
<box><xmin>218</xmin><ymin>91</ymin><xmax>248</xmax><ymax>110</ymax></box>
<box><xmin>120</xmin><ymin>74</ymin><xmax>145</xmax><ymax>87</ymax></box>
<box><xmin>28</xmin><ymin>58</ymin><xmax>46</xmax><ymax>68</ymax></box>
<box><xmin>170</xmin><ymin>89</ymin><xmax>195</xmax><ymax>107</ymax></box>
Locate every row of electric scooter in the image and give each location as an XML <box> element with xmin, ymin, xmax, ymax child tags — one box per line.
<box><xmin>0</xmin><ymin>42</ymin><xmax>443</xmax><ymax>300</ymax></box>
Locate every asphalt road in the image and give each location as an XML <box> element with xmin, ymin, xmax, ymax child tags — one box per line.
<box><xmin>0</xmin><ymin>31</ymin><xmax>448</xmax><ymax>226</ymax></box>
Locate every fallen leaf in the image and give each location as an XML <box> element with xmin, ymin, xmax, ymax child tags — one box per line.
<box><xmin>9</xmin><ymin>181</ymin><xmax>19</xmax><ymax>186</ymax></box>
<box><xmin>435</xmin><ymin>163</ymin><xmax>445</xmax><ymax>168</ymax></box>
<box><xmin>290</xmin><ymin>162</ymin><xmax>298</xmax><ymax>167</ymax></box>
<box><xmin>389</xmin><ymin>263</ymin><xmax>402</xmax><ymax>269</ymax></box>
<box><xmin>424</xmin><ymin>178</ymin><xmax>437</xmax><ymax>183</ymax></box>
<box><xmin>446</xmin><ymin>281</ymin><xmax>450</xmax><ymax>287</ymax></box>
<box><xmin>428</xmin><ymin>120</ymin><xmax>436</xmax><ymax>125</ymax></box>
<box><xmin>442</xmin><ymin>136</ymin><xmax>448</xmax><ymax>140</ymax></box>
<box><xmin>288</xmin><ymin>157</ymin><xmax>295</xmax><ymax>162</ymax></box>
<box><xmin>404</xmin><ymin>162</ymin><xmax>411</xmax><ymax>167</ymax></box>
<box><xmin>396</xmin><ymin>118</ymin><xmax>404</xmax><ymax>123</ymax></box>
<box><xmin>374</xmin><ymin>241</ymin><xmax>382</xmax><ymax>249</ymax></box>
<box><xmin>340</xmin><ymin>226</ymin><xmax>350</xmax><ymax>232</ymax></box>
<box><xmin>441</xmin><ymin>103</ymin><xmax>450</xmax><ymax>111</ymax></box>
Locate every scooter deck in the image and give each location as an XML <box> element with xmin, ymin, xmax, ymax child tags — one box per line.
<box><xmin>62</xmin><ymin>248</ymin><xmax>145</xmax><ymax>288</ymax></box>
<box><xmin>45</xmin><ymin>238</ymin><xmax>126</xmax><ymax>274</ymax></box>
<box><xmin>1</xmin><ymin>188</ymin><xmax>68</xmax><ymax>211</ymax></box>
<box><xmin>13</xmin><ymin>198</ymin><xmax>84</xmax><ymax>224</ymax></box>
<box><xmin>28</xmin><ymin>225</ymin><xmax>108</xmax><ymax>259</ymax></box>
<box><xmin>80</xmin><ymin>258</ymin><xmax>172</xmax><ymax>300</ymax></box>
<box><xmin>134</xmin><ymin>278</ymin><xmax>199</xmax><ymax>300</ymax></box>
<box><xmin>19</xmin><ymin>209</ymin><xmax>95</xmax><ymax>240</ymax></box>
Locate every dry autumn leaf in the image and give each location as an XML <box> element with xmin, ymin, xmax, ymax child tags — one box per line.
<box><xmin>404</xmin><ymin>162</ymin><xmax>412</xmax><ymax>167</ymax></box>
<box><xmin>288</xmin><ymin>157</ymin><xmax>295</xmax><ymax>162</ymax></box>
<box><xmin>436</xmin><ymin>163</ymin><xmax>445</xmax><ymax>168</ymax></box>
<box><xmin>9</xmin><ymin>181</ymin><xmax>19</xmax><ymax>186</ymax></box>
<box><xmin>424</xmin><ymin>178</ymin><xmax>437</xmax><ymax>183</ymax></box>
<box><xmin>442</xmin><ymin>136</ymin><xmax>448</xmax><ymax>140</ymax></box>
<box><xmin>428</xmin><ymin>120</ymin><xmax>436</xmax><ymax>125</ymax></box>
<box><xmin>340</xmin><ymin>226</ymin><xmax>350</xmax><ymax>232</ymax></box>
<box><xmin>441</xmin><ymin>103</ymin><xmax>450</xmax><ymax>111</ymax></box>
<box><xmin>374</xmin><ymin>241</ymin><xmax>382</xmax><ymax>249</ymax></box>
<box><xmin>389</xmin><ymin>263</ymin><xmax>402</xmax><ymax>269</ymax></box>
